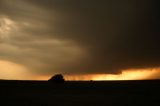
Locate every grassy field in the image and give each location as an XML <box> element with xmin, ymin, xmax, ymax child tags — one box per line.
<box><xmin>0</xmin><ymin>80</ymin><xmax>160</xmax><ymax>106</ymax></box>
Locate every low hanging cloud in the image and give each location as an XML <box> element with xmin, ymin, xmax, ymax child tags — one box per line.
<box><xmin>0</xmin><ymin>0</ymin><xmax>160</xmax><ymax>77</ymax></box>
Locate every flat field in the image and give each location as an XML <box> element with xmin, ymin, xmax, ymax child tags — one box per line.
<box><xmin>0</xmin><ymin>80</ymin><xmax>160</xmax><ymax>106</ymax></box>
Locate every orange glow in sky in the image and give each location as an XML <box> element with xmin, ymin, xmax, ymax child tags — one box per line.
<box><xmin>64</xmin><ymin>68</ymin><xmax>160</xmax><ymax>81</ymax></box>
<box><xmin>0</xmin><ymin>60</ymin><xmax>160</xmax><ymax>80</ymax></box>
<box><xmin>0</xmin><ymin>60</ymin><xmax>34</xmax><ymax>80</ymax></box>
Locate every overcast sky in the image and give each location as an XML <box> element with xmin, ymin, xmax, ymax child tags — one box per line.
<box><xmin>0</xmin><ymin>0</ymin><xmax>159</xmax><ymax>80</ymax></box>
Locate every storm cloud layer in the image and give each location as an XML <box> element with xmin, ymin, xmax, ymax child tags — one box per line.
<box><xmin>0</xmin><ymin>0</ymin><xmax>159</xmax><ymax>76</ymax></box>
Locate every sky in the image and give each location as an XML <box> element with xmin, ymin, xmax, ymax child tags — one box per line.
<box><xmin>0</xmin><ymin>0</ymin><xmax>160</xmax><ymax>80</ymax></box>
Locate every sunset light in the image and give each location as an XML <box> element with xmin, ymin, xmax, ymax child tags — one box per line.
<box><xmin>0</xmin><ymin>60</ymin><xmax>159</xmax><ymax>81</ymax></box>
<box><xmin>0</xmin><ymin>60</ymin><xmax>34</xmax><ymax>80</ymax></box>
<box><xmin>0</xmin><ymin>0</ymin><xmax>159</xmax><ymax>81</ymax></box>
<box><xmin>92</xmin><ymin>69</ymin><xmax>158</xmax><ymax>80</ymax></box>
<box><xmin>65</xmin><ymin>68</ymin><xmax>160</xmax><ymax>81</ymax></box>
<box><xmin>0</xmin><ymin>1</ymin><xmax>159</xmax><ymax>105</ymax></box>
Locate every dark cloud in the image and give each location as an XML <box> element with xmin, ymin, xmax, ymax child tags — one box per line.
<box><xmin>0</xmin><ymin>0</ymin><xmax>159</xmax><ymax>76</ymax></box>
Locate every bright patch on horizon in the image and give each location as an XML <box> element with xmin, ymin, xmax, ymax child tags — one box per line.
<box><xmin>92</xmin><ymin>69</ymin><xmax>158</xmax><ymax>80</ymax></box>
<box><xmin>0</xmin><ymin>60</ymin><xmax>159</xmax><ymax>80</ymax></box>
<box><xmin>65</xmin><ymin>68</ymin><xmax>160</xmax><ymax>81</ymax></box>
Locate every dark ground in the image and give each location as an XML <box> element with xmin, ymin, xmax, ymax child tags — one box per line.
<box><xmin>0</xmin><ymin>80</ymin><xmax>160</xmax><ymax>106</ymax></box>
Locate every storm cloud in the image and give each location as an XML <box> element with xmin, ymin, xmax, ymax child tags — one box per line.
<box><xmin>0</xmin><ymin>0</ymin><xmax>159</xmax><ymax>76</ymax></box>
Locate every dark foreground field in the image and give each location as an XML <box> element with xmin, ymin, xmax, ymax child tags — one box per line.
<box><xmin>0</xmin><ymin>80</ymin><xmax>160</xmax><ymax>106</ymax></box>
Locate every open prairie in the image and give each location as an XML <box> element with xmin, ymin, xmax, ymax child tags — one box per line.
<box><xmin>0</xmin><ymin>80</ymin><xmax>160</xmax><ymax>106</ymax></box>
